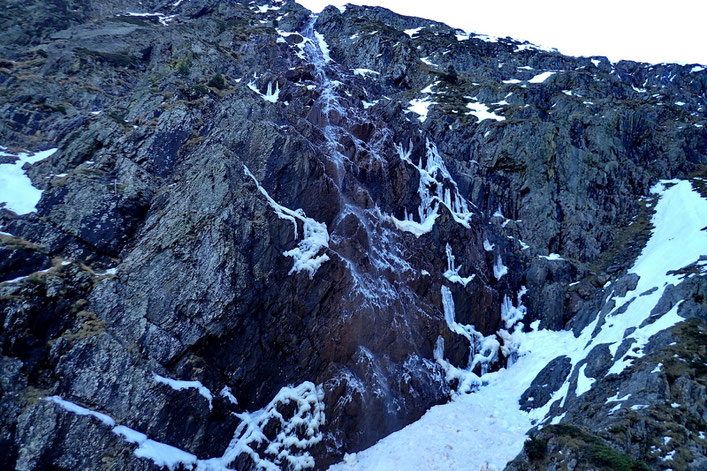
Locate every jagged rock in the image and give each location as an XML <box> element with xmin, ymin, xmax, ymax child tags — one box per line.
<box><xmin>519</xmin><ymin>355</ymin><xmax>572</xmax><ymax>411</ymax></box>
<box><xmin>0</xmin><ymin>0</ymin><xmax>705</xmax><ymax>470</ymax></box>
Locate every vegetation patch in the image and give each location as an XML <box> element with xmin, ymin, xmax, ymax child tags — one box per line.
<box><xmin>0</xmin><ymin>234</ymin><xmax>45</xmax><ymax>253</ymax></box>
<box><xmin>585</xmin><ymin>192</ymin><xmax>656</xmax><ymax>277</ymax></box>
<box><xmin>523</xmin><ymin>436</ymin><xmax>547</xmax><ymax>461</ymax></box>
<box><xmin>543</xmin><ymin>425</ymin><xmax>650</xmax><ymax>471</ymax></box>
<box><xmin>107</xmin><ymin>16</ymin><xmax>154</xmax><ymax>27</ymax></box>
<box><xmin>208</xmin><ymin>73</ymin><xmax>226</xmax><ymax>90</ymax></box>
<box><xmin>74</xmin><ymin>47</ymin><xmax>139</xmax><ymax>68</ymax></box>
<box><xmin>62</xmin><ymin>310</ymin><xmax>105</xmax><ymax>341</ymax></box>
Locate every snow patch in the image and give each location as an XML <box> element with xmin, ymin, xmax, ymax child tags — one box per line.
<box><xmin>528</xmin><ymin>71</ymin><xmax>556</xmax><ymax>83</ymax></box>
<box><xmin>0</xmin><ymin>147</ymin><xmax>57</xmax><ymax>214</ymax></box>
<box><xmin>255</xmin><ymin>4</ymin><xmax>281</xmax><ymax>13</ymax></box>
<box><xmin>420</xmin><ymin>57</ymin><xmax>438</xmax><ymax>67</ymax></box>
<box><xmin>465</xmin><ymin>98</ymin><xmax>505</xmax><ymax>122</ymax></box>
<box><xmin>407</xmin><ymin>97</ymin><xmax>434</xmax><ymax>122</ymax></box>
<box><xmin>403</xmin><ymin>27</ymin><xmax>423</xmax><ymax>38</ymax></box>
<box><xmin>45</xmin><ymin>396</ymin><xmax>116</xmax><ymax>426</ymax></box>
<box><xmin>574</xmin><ymin>364</ymin><xmax>595</xmax><ymax>397</ymax></box>
<box><xmin>352</xmin><ymin>68</ymin><xmax>379</xmax><ymax>77</ymax></box>
<box><xmin>124</xmin><ymin>11</ymin><xmax>176</xmax><ymax>26</ymax></box>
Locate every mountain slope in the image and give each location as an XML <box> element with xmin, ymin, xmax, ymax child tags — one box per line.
<box><xmin>0</xmin><ymin>1</ymin><xmax>705</xmax><ymax>470</ymax></box>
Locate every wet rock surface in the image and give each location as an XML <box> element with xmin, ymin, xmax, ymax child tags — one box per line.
<box><xmin>0</xmin><ymin>1</ymin><xmax>705</xmax><ymax>470</ymax></box>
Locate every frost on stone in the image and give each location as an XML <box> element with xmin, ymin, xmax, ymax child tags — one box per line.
<box><xmin>244</xmin><ymin>165</ymin><xmax>330</xmax><ymax>278</ymax></box>
<box><xmin>332</xmin><ymin>176</ymin><xmax>705</xmax><ymax>471</ymax></box>
<box><xmin>434</xmin><ymin>286</ymin><xmax>501</xmax><ymax>393</ymax></box>
<box><xmin>500</xmin><ymin>287</ymin><xmax>527</xmax><ymax>329</ymax></box>
<box><xmin>389</xmin><ymin>141</ymin><xmax>474</xmax><ymax>237</ymax></box>
<box><xmin>153</xmin><ymin>372</ymin><xmax>214</xmax><ymax>410</ymax></box>
<box><xmin>45</xmin><ymin>381</ymin><xmax>325</xmax><ymax>471</ymax></box>
<box><xmin>205</xmin><ymin>382</ymin><xmax>325</xmax><ymax>471</ymax></box>
<box><xmin>0</xmin><ymin>147</ymin><xmax>57</xmax><ymax>215</ymax></box>
<box><xmin>483</xmin><ymin>238</ymin><xmax>495</xmax><ymax>252</ymax></box>
<box><xmin>493</xmin><ymin>254</ymin><xmax>508</xmax><ymax>280</ymax></box>
<box><xmin>443</xmin><ymin>244</ymin><xmax>475</xmax><ymax>287</ymax></box>
<box><xmin>248</xmin><ymin>79</ymin><xmax>280</xmax><ymax>103</ymax></box>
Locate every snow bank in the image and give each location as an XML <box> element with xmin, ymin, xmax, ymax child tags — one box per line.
<box><xmin>0</xmin><ymin>147</ymin><xmax>57</xmax><ymax>214</ymax></box>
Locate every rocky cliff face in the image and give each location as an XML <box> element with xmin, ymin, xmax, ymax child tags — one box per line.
<box><xmin>0</xmin><ymin>1</ymin><xmax>705</xmax><ymax>470</ymax></box>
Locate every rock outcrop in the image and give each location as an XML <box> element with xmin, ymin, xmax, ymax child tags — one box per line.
<box><xmin>0</xmin><ymin>1</ymin><xmax>705</xmax><ymax>470</ymax></box>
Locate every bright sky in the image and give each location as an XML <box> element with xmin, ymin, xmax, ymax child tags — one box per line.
<box><xmin>295</xmin><ymin>0</ymin><xmax>707</xmax><ymax>65</ymax></box>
